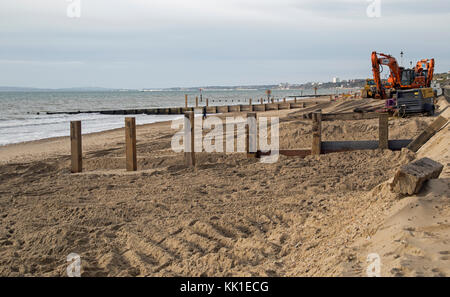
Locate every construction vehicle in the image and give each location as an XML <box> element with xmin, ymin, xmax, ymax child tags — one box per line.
<box><xmin>385</xmin><ymin>88</ymin><xmax>435</xmax><ymax>117</ymax></box>
<box><xmin>370</xmin><ymin>51</ymin><xmax>436</xmax><ymax>117</ymax></box>
<box><xmin>361</xmin><ymin>78</ymin><xmax>378</xmax><ymax>98</ymax></box>
<box><xmin>371</xmin><ymin>51</ymin><xmax>435</xmax><ymax>99</ymax></box>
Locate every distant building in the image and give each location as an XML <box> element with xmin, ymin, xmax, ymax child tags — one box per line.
<box><xmin>333</xmin><ymin>77</ymin><xmax>340</xmax><ymax>83</ymax></box>
<box><xmin>278</xmin><ymin>83</ymin><xmax>290</xmax><ymax>89</ymax></box>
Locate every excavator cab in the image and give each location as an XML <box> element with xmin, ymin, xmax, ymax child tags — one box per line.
<box><xmin>400</xmin><ymin>68</ymin><xmax>416</xmax><ymax>86</ymax></box>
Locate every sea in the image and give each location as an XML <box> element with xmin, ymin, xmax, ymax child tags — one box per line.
<box><xmin>0</xmin><ymin>88</ymin><xmax>348</xmax><ymax>146</ymax></box>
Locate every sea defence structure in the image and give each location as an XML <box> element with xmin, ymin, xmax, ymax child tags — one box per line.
<box><xmin>44</xmin><ymin>96</ymin><xmax>326</xmax><ymax>116</ymax></box>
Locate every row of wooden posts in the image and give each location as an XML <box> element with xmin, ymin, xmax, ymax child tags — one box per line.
<box><xmin>185</xmin><ymin>94</ymin><xmax>359</xmax><ymax>108</ymax></box>
<box><xmin>70</xmin><ymin>118</ymin><xmax>137</xmax><ymax>173</ymax></box>
<box><xmin>186</xmin><ymin>95</ymin><xmax>308</xmax><ymax>108</ymax></box>
<box><xmin>70</xmin><ymin>111</ymin><xmax>393</xmax><ymax>173</ymax></box>
<box><xmin>70</xmin><ymin>113</ymin><xmax>257</xmax><ymax>172</ymax></box>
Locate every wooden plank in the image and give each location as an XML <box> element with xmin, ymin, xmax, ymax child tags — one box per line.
<box><xmin>206</xmin><ymin>106</ymin><xmax>217</xmax><ymax>114</ymax></box>
<box><xmin>265</xmin><ymin>103</ymin><xmax>279</xmax><ymax>111</ymax></box>
<box><xmin>246</xmin><ymin>113</ymin><xmax>257</xmax><ymax>158</ymax></box>
<box><xmin>253</xmin><ymin>104</ymin><xmax>266</xmax><ymax>112</ymax></box>
<box><xmin>125</xmin><ymin>117</ymin><xmax>137</xmax><ymax>171</ymax></box>
<box><xmin>321</xmin><ymin>112</ymin><xmax>380</xmax><ymax>121</ymax></box>
<box><xmin>184</xmin><ymin>112</ymin><xmax>195</xmax><ymax>167</ymax></box>
<box><xmin>378</xmin><ymin>113</ymin><xmax>389</xmax><ymax>149</ymax></box>
<box><xmin>70</xmin><ymin>121</ymin><xmax>82</xmax><ymax>173</ymax></box>
<box><xmin>390</xmin><ymin>157</ymin><xmax>444</xmax><ymax>195</ymax></box>
<box><xmin>278</xmin><ymin>103</ymin><xmax>290</xmax><ymax>110</ymax></box>
<box><xmin>257</xmin><ymin>150</ymin><xmax>311</xmax><ymax>158</ymax></box>
<box><xmin>290</xmin><ymin>102</ymin><xmax>304</xmax><ymax>109</ymax></box>
<box><xmin>321</xmin><ymin>139</ymin><xmax>412</xmax><ymax>152</ymax></box>
<box><xmin>216</xmin><ymin>106</ymin><xmax>228</xmax><ymax>113</ymax></box>
<box><xmin>406</xmin><ymin>116</ymin><xmax>447</xmax><ymax>152</ymax></box>
<box><xmin>311</xmin><ymin>112</ymin><xmax>322</xmax><ymax>155</ymax></box>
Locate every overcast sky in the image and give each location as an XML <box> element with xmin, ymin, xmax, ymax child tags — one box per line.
<box><xmin>0</xmin><ymin>0</ymin><xmax>449</xmax><ymax>88</ymax></box>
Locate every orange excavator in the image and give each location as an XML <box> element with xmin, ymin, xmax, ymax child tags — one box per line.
<box><xmin>371</xmin><ymin>51</ymin><xmax>434</xmax><ymax>99</ymax></box>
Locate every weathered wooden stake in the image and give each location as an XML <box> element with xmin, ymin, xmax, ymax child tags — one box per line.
<box><xmin>185</xmin><ymin>94</ymin><xmax>188</xmax><ymax>108</ymax></box>
<box><xmin>311</xmin><ymin>112</ymin><xmax>322</xmax><ymax>155</ymax></box>
<box><xmin>260</xmin><ymin>98</ymin><xmax>263</xmax><ymax>104</ymax></box>
<box><xmin>70</xmin><ymin>121</ymin><xmax>82</xmax><ymax>173</ymax></box>
<box><xmin>206</xmin><ymin>98</ymin><xmax>209</xmax><ymax>106</ymax></box>
<box><xmin>378</xmin><ymin>113</ymin><xmax>389</xmax><ymax>149</ymax></box>
<box><xmin>184</xmin><ymin>112</ymin><xmax>195</xmax><ymax>167</ymax></box>
<box><xmin>294</xmin><ymin>97</ymin><xmax>297</xmax><ymax>103</ymax></box>
<box><xmin>283</xmin><ymin>98</ymin><xmax>286</xmax><ymax>103</ymax></box>
<box><xmin>195</xmin><ymin>97</ymin><xmax>199</xmax><ymax>108</ymax></box>
<box><xmin>125</xmin><ymin>117</ymin><xmax>137</xmax><ymax>171</ymax></box>
<box><xmin>246</xmin><ymin>113</ymin><xmax>257</xmax><ymax>158</ymax></box>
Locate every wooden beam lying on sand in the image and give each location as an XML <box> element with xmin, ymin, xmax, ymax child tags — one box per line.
<box><xmin>125</xmin><ymin>117</ymin><xmax>137</xmax><ymax>171</ymax></box>
<box><xmin>256</xmin><ymin>150</ymin><xmax>311</xmax><ymax>158</ymax></box>
<box><xmin>321</xmin><ymin>140</ymin><xmax>412</xmax><ymax>152</ymax></box>
<box><xmin>321</xmin><ymin>112</ymin><xmax>380</xmax><ymax>121</ymax></box>
<box><xmin>406</xmin><ymin>116</ymin><xmax>448</xmax><ymax>153</ymax></box>
<box><xmin>70</xmin><ymin>121</ymin><xmax>82</xmax><ymax>173</ymax></box>
<box><xmin>390</xmin><ymin>157</ymin><xmax>444</xmax><ymax>195</ymax></box>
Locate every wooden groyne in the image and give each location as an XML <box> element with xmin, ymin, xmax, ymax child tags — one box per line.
<box><xmin>44</xmin><ymin>97</ymin><xmax>325</xmax><ymax>116</ymax></box>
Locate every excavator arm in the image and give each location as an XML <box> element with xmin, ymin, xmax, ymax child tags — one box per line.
<box><xmin>371</xmin><ymin>51</ymin><xmax>402</xmax><ymax>99</ymax></box>
<box><xmin>424</xmin><ymin>59</ymin><xmax>435</xmax><ymax>87</ymax></box>
<box><xmin>371</xmin><ymin>51</ymin><xmax>385</xmax><ymax>99</ymax></box>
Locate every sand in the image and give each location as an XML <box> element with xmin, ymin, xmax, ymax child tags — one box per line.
<box><xmin>0</xmin><ymin>97</ymin><xmax>448</xmax><ymax>276</ymax></box>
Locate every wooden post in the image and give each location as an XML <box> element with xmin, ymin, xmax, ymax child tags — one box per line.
<box><xmin>249</xmin><ymin>99</ymin><xmax>253</xmax><ymax>111</ymax></box>
<box><xmin>195</xmin><ymin>96</ymin><xmax>199</xmax><ymax>108</ymax></box>
<box><xmin>246</xmin><ymin>113</ymin><xmax>257</xmax><ymax>158</ymax></box>
<box><xmin>283</xmin><ymin>97</ymin><xmax>286</xmax><ymax>103</ymax></box>
<box><xmin>378</xmin><ymin>113</ymin><xmax>389</xmax><ymax>149</ymax></box>
<box><xmin>206</xmin><ymin>98</ymin><xmax>209</xmax><ymax>106</ymax></box>
<box><xmin>184</xmin><ymin>112</ymin><xmax>195</xmax><ymax>167</ymax></box>
<box><xmin>125</xmin><ymin>117</ymin><xmax>137</xmax><ymax>171</ymax></box>
<box><xmin>185</xmin><ymin>94</ymin><xmax>188</xmax><ymax>108</ymax></box>
<box><xmin>260</xmin><ymin>98</ymin><xmax>263</xmax><ymax>105</ymax></box>
<box><xmin>70</xmin><ymin>121</ymin><xmax>82</xmax><ymax>173</ymax></box>
<box><xmin>294</xmin><ymin>97</ymin><xmax>297</xmax><ymax>103</ymax></box>
<box><xmin>311</xmin><ymin>112</ymin><xmax>322</xmax><ymax>155</ymax></box>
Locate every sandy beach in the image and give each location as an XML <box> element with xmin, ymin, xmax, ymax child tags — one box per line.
<box><xmin>0</xmin><ymin>97</ymin><xmax>448</xmax><ymax>277</ymax></box>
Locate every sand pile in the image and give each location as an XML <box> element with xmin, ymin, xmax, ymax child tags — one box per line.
<box><xmin>349</xmin><ymin>96</ymin><xmax>449</xmax><ymax>277</ymax></box>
